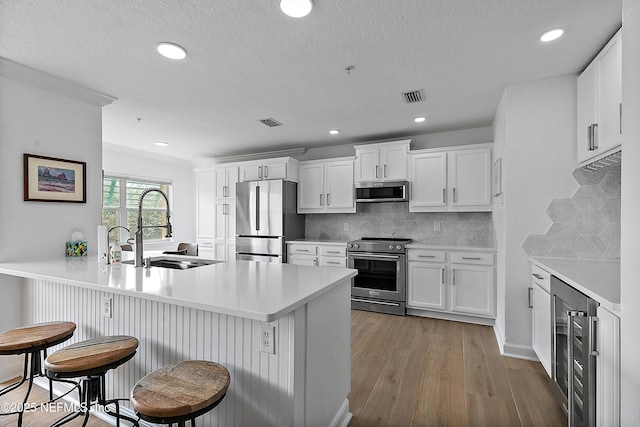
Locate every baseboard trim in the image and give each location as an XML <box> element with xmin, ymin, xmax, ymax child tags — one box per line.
<box><xmin>0</xmin><ymin>355</ymin><xmax>23</xmax><ymax>383</ymax></box>
<box><xmin>407</xmin><ymin>309</ymin><xmax>495</xmax><ymax>326</ymax></box>
<box><xmin>329</xmin><ymin>399</ymin><xmax>352</xmax><ymax>427</ymax></box>
<box><xmin>500</xmin><ymin>341</ymin><xmax>538</xmax><ymax>361</ymax></box>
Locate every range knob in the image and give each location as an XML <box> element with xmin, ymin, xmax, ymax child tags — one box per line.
<box><xmin>354</xmin><ymin>244</ymin><xmax>359</xmax><ymax>249</ymax></box>
<box><xmin>348</xmin><ymin>243</ymin><xmax>353</xmax><ymax>249</ymax></box>
<box><xmin>388</xmin><ymin>244</ymin><xmax>394</xmax><ymax>250</ymax></box>
<box><xmin>396</xmin><ymin>245</ymin><xmax>402</xmax><ymax>250</ymax></box>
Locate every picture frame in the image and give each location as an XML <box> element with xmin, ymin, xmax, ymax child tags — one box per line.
<box><xmin>493</xmin><ymin>157</ymin><xmax>503</xmax><ymax>196</ymax></box>
<box><xmin>23</xmin><ymin>153</ymin><xmax>86</xmax><ymax>203</ymax></box>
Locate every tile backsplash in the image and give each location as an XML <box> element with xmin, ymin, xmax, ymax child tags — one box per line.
<box><xmin>521</xmin><ymin>159</ymin><xmax>621</xmax><ymax>260</ymax></box>
<box><xmin>305</xmin><ymin>203</ymin><xmax>493</xmax><ymax>245</ymax></box>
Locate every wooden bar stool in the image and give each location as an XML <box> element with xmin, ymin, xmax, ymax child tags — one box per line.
<box><xmin>131</xmin><ymin>360</ymin><xmax>230</xmax><ymax>427</ymax></box>
<box><xmin>44</xmin><ymin>335</ymin><xmax>139</xmax><ymax>427</ymax></box>
<box><xmin>0</xmin><ymin>321</ymin><xmax>76</xmax><ymax>426</ymax></box>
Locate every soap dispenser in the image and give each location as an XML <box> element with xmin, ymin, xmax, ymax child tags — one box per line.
<box><xmin>110</xmin><ymin>240</ymin><xmax>122</xmax><ymax>264</ymax></box>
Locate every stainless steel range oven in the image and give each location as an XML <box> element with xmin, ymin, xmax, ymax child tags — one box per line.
<box><xmin>551</xmin><ymin>275</ymin><xmax>599</xmax><ymax>427</ymax></box>
<box><xmin>348</xmin><ymin>237</ymin><xmax>410</xmax><ymax>316</ymax></box>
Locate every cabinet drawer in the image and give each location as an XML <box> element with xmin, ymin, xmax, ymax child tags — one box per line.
<box><xmin>451</xmin><ymin>252</ymin><xmax>494</xmax><ymax>265</ymax></box>
<box><xmin>531</xmin><ymin>264</ymin><xmax>551</xmax><ymax>292</ymax></box>
<box><xmin>288</xmin><ymin>244</ymin><xmax>318</xmax><ymax>255</ymax></box>
<box><xmin>319</xmin><ymin>257</ymin><xmax>347</xmax><ymax>267</ymax></box>
<box><xmin>408</xmin><ymin>250</ymin><xmax>446</xmax><ymax>263</ymax></box>
<box><xmin>319</xmin><ymin>245</ymin><xmax>346</xmax><ymax>257</ymax></box>
<box><xmin>197</xmin><ymin>238</ymin><xmax>214</xmax><ymax>248</ymax></box>
<box><xmin>288</xmin><ymin>254</ymin><xmax>317</xmax><ymax>266</ymax></box>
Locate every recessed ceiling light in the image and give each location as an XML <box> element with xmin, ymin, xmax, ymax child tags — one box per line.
<box><xmin>329</xmin><ymin>129</ymin><xmax>340</xmax><ymax>135</ymax></box>
<box><xmin>280</xmin><ymin>0</ymin><xmax>313</xmax><ymax>18</ymax></box>
<box><xmin>414</xmin><ymin>117</ymin><xmax>426</xmax><ymax>123</ymax></box>
<box><xmin>540</xmin><ymin>28</ymin><xmax>564</xmax><ymax>42</ymax></box>
<box><xmin>156</xmin><ymin>42</ymin><xmax>187</xmax><ymax>60</ymax></box>
<box><xmin>155</xmin><ymin>141</ymin><xmax>169</xmax><ymax>147</ymax></box>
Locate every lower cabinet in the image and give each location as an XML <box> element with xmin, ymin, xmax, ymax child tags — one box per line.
<box><xmin>407</xmin><ymin>248</ymin><xmax>495</xmax><ymax>320</ymax></box>
<box><xmin>530</xmin><ymin>263</ymin><xmax>552</xmax><ymax>376</ymax></box>
<box><xmin>287</xmin><ymin>242</ymin><xmax>347</xmax><ymax>267</ymax></box>
<box><xmin>596</xmin><ymin>306</ymin><xmax>620</xmax><ymax>427</ymax></box>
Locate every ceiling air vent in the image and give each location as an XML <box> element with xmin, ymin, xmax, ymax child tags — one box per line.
<box><xmin>402</xmin><ymin>89</ymin><xmax>424</xmax><ymax>104</ymax></box>
<box><xmin>259</xmin><ymin>118</ymin><xmax>283</xmax><ymax>127</ymax></box>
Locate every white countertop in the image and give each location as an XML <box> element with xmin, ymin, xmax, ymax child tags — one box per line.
<box><xmin>531</xmin><ymin>257</ymin><xmax>620</xmax><ymax>312</ymax></box>
<box><xmin>0</xmin><ymin>256</ymin><xmax>357</xmax><ymax>322</ymax></box>
<box><xmin>406</xmin><ymin>241</ymin><xmax>496</xmax><ymax>251</ymax></box>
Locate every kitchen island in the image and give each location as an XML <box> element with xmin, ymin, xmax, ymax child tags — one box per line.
<box><xmin>0</xmin><ymin>257</ymin><xmax>357</xmax><ymax>427</ymax></box>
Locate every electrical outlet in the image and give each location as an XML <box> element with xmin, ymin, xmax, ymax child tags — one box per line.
<box><xmin>102</xmin><ymin>297</ymin><xmax>112</xmax><ymax>318</ymax></box>
<box><xmin>344</xmin><ymin>222</ymin><xmax>349</xmax><ymax>231</ymax></box>
<box><xmin>260</xmin><ymin>324</ymin><xmax>275</xmax><ymax>354</ymax></box>
<box><xmin>434</xmin><ymin>221</ymin><xmax>441</xmax><ymax>232</ymax></box>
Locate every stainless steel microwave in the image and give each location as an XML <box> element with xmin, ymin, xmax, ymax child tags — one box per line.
<box><xmin>354</xmin><ymin>181</ymin><xmax>409</xmax><ymax>203</ymax></box>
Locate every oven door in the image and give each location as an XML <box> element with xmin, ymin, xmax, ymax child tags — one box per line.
<box><xmin>348</xmin><ymin>252</ymin><xmax>406</xmax><ymax>302</ymax></box>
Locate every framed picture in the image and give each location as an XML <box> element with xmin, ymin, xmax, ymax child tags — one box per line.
<box><xmin>493</xmin><ymin>157</ymin><xmax>503</xmax><ymax>196</ymax></box>
<box><xmin>23</xmin><ymin>154</ymin><xmax>86</xmax><ymax>203</ymax></box>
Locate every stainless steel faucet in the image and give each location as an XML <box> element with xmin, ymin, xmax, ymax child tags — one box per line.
<box><xmin>134</xmin><ymin>188</ymin><xmax>172</xmax><ymax>267</ymax></box>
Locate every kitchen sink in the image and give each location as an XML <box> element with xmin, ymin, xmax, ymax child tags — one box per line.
<box><xmin>122</xmin><ymin>256</ymin><xmax>221</xmax><ymax>270</ymax></box>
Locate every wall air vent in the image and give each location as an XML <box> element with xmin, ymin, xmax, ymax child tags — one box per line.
<box><xmin>259</xmin><ymin>118</ymin><xmax>283</xmax><ymax>127</ymax></box>
<box><xmin>402</xmin><ymin>89</ymin><xmax>424</xmax><ymax>104</ymax></box>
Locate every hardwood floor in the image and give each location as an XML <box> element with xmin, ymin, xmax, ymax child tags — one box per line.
<box><xmin>349</xmin><ymin>310</ymin><xmax>567</xmax><ymax>427</ymax></box>
<box><xmin>1</xmin><ymin>311</ymin><xmax>566</xmax><ymax>426</ymax></box>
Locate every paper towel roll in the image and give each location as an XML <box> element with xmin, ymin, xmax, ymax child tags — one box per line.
<box><xmin>97</xmin><ymin>225</ymin><xmax>109</xmax><ymax>264</ymax></box>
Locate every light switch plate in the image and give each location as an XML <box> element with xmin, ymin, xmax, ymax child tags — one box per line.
<box><xmin>434</xmin><ymin>221</ymin><xmax>441</xmax><ymax>232</ymax></box>
<box><xmin>260</xmin><ymin>324</ymin><xmax>275</xmax><ymax>354</ymax></box>
<box><xmin>102</xmin><ymin>297</ymin><xmax>112</xmax><ymax>318</ymax></box>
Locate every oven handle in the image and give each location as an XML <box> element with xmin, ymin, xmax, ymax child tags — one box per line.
<box><xmin>349</xmin><ymin>253</ymin><xmax>401</xmax><ymax>260</ymax></box>
<box><xmin>351</xmin><ymin>298</ymin><xmax>400</xmax><ymax>307</ymax></box>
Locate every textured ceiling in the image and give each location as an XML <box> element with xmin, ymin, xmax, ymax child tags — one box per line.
<box><xmin>0</xmin><ymin>0</ymin><xmax>621</xmax><ymax>160</ymax></box>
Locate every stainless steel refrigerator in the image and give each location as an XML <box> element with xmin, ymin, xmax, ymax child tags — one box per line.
<box><xmin>235</xmin><ymin>180</ymin><xmax>305</xmax><ymax>262</ymax></box>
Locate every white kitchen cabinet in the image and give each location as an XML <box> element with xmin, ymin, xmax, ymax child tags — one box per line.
<box><xmin>577</xmin><ymin>29</ymin><xmax>622</xmax><ymax>165</ymax></box>
<box><xmin>239</xmin><ymin>157</ymin><xmax>299</xmax><ymax>182</ymax></box>
<box><xmin>298</xmin><ymin>158</ymin><xmax>355</xmax><ymax>214</ymax></box>
<box><xmin>214</xmin><ymin>201</ymin><xmax>235</xmax><ymax>261</ymax></box>
<box><xmin>215</xmin><ymin>164</ymin><xmax>239</xmax><ymax>199</ymax></box>
<box><xmin>287</xmin><ymin>242</ymin><xmax>347</xmax><ymax>267</ymax></box>
<box><xmin>530</xmin><ymin>263</ymin><xmax>552</xmax><ymax>377</ymax></box>
<box><xmin>409</xmin><ymin>144</ymin><xmax>492</xmax><ymax>212</ymax></box>
<box><xmin>596</xmin><ymin>306</ymin><xmax>620</xmax><ymax>427</ymax></box>
<box><xmin>196</xmin><ymin>169</ymin><xmax>215</xmax><ymax>241</ymax></box>
<box><xmin>354</xmin><ymin>140</ymin><xmax>410</xmax><ymax>183</ymax></box>
<box><xmin>407</xmin><ymin>248</ymin><xmax>495</xmax><ymax>321</ymax></box>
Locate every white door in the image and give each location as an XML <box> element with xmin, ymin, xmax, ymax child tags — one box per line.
<box><xmin>298</xmin><ymin>163</ymin><xmax>324</xmax><ymax>211</ymax></box>
<box><xmin>597</xmin><ymin>34</ymin><xmax>622</xmax><ymax>154</ymax></box>
<box><xmin>407</xmin><ymin>263</ymin><xmax>447</xmax><ymax>310</ymax></box>
<box><xmin>263</xmin><ymin>161</ymin><xmax>288</xmax><ymax>180</ymax></box>
<box><xmin>196</xmin><ymin>170</ymin><xmax>215</xmax><ymax>238</ymax></box>
<box><xmin>450</xmin><ymin>265</ymin><xmax>494</xmax><ymax>317</ymax></box>
<box><xmin>532</xmin><ymin>283</ymin><xmax>551</xmax><ymax>376</ymax></box>
<box><xmin>213</xmin><ymin>202</ymin><xmax>227</xmax><ymax>259</ymax></box>
<box><xmin>577</xmin><ymin>64</ymin><xmax>599</xmax><ymax>163</ymax></box>
<box><xmin>325</xmin><ymin>161</ymin><xmax>355</xmax><ymax>211</ymax></box>
<box><xmin>225</xmin><ymin>166</ymin><xmax>239</xmax><ymax>199</ymax></box>
<box><xmin>355</xmin><ymin>147</ymin><xmax>380</xmax><ymax>182</ymax></box>
<box><xmin>380</xmin><ymin>145</ymin><xmax>408</xmax><ymax>181</ymax></box>
<box><xmin>215</xmin><ymin>167</ymin><xmax>227</xmax><ymax>199</ymax></box>
<box><xmin>240</xmin><ymin>163</ymin><xmax>262</xmax><ymax>181</ymax></box>
<box><xmin>409</xmin><ymin>152</ymin><xmax>447</xmax><ymax>210</ymax></box>
<box><xmin>449</xmin><ymin>148</ymin><xmax>491</xmax><ymax>208</ymax></box>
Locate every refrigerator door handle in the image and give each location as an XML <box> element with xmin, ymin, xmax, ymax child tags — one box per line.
<box><xmin>255</xmin><ymin>185</ymin><xmax>260</xmax><ymax>231</ymax></box>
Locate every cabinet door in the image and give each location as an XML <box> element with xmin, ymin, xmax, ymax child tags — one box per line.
<box><xmin>449</xmin><ymin>148</ymin><xmax>491</xmax><ymax>208</ymax></box>
<box><xmin>262</xmin><ymin>161</ymin><xmax>288</xmax><ymax>180</ymax></box>
<box><xmin>596</xmin><ymin>306</ymin><xmax>620</xmax><ymax>427</ymax></box>
<box><xmin>215</xmin><ymin>167</ymin><xmax>227</xmax><ymax>199</ymax></box>
<box><xmin>409</xmin><ymin>152</ymin><xmax>447</xmax><ymax>210</ymax></box>
<box><xmin>597</xmin><ymin>34</ymin><xmax>622</xmax><ymax>153</ymax></box>
<box><xmin>325</xmin><ymin>160</ymin><xmax>355</xmax><ymax>211</ymax></box>
<box><xmin>407</xmin><ymin>262</ymin><xmax>447</xmax><ymax>310</ymax></box>
<box><xmin>577</xmin><ymin>64</ymin><xmax>599</xmax><ymax>163</ymax></box>
<box><xmin>380</xmin><ymin>145</ymin><xmax>408</xmax><ymax>181</ymax></box>
<box><xmin>196</xmin><ymin>170</ymin><xmax>216</xmax><ymax>238</ymax></box>
<box><xmin>298</xmin><ymin>163</ymin><xmax>324</xmax><ymax>211</ymax></box>
<box><xmin>450</xmin><ymin>265</ymin><xmax>494</xmax><ymax>317</ymax></box>
<box><xmin>213</xmin><ymin>202</ymin><xmax>227</xmax><ymax>258</ymax></box>
<box><xmin>240</xmin><ymin>163</ymin><xmax>262</xmax><ymax>181</ymax></box>
<box><xmin>532</xmin><ymin>283</ymin><xmax>552</xmax><ymax>377</ymax></box>
<box><xmin>318</xmin><ymin>257</ymin><xmax>346</xmax><ymax>267</ymax></box>
<box><xmin>355</xmin><ymin>147</ymin><xmax>380</xmax><ymax>182</ymax></box>
<box><xmin>226</xmin><ymin>167</ymin><xmax>239</xmax><ymax>199</ymax></box>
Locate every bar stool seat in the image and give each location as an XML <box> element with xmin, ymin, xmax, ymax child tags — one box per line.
<box><xmin>131</xmin><ymin>360</ymin><xmax>230</xmax><ymax>426</ymax></box>
<box><xmin>0</xmin><ymin>321</ymin><xmax>76</xmax><ymax>426</ymax></box>
<box><xmin>45</xmin><ymin>335</ymin><xmax>139</xmax><ymax>427</ymax></box>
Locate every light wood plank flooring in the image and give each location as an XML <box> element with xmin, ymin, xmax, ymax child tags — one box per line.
<box><xmin>2</xmin><ymin>311</ymin><xmax>566</xmax><ymax>426</ymax></box>
<box><xmin>349</xmin><ymin>310</ymin><xmax>566</xmax><ymax>427</ymax></box>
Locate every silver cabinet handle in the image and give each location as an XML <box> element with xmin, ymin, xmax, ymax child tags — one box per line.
<box><xmin>620</xmin><ymin>103</ymin><xmax>622</xmax><ymax>134</ymax></box>
<box><xmin>441</xmin><ymin>268</ymin><xmax>445</xmax><ymax>285</ymax></box>
<box><xmin>258</xmin><ymin>165</ymin><xmax>263</xmax><ymax>179</ymax></box>
<box><xmin>587</xmin><ymin>125</ymin><xmax>593</xmax><ymax>151</ymax></box>
<box><xmin>320</xmin><ymin>194</ymin><xmax>323</xmax><ymax>206</ymax></box>
<box><xmin>592</xmin><ymin>123</ymin><xmax>598</xmax><ymax>149</ymax></box>
<box><xmin>453</xmin><ymin>188</ymin><xmax>456</xmax><ymax>203</ymax></box>
<box><xmin>442</xmin><ymin>188</ymin><xmax>446</xmax><ymax>203</ymax></box>
<box><xmin>326</xmin><ymin>261</ymin><xmax>341</xmax><ymax>265</ymax></box>
<box><xmin>589</xmin><ymin>316</ymin><xmax>599</xmax><ymax>356</ymax></box>
<box><xmin>326</xmin><ymin>250</ymin><xmax>341</xmax><ymax>254</ymax></box>
<box><xmin>418</xmin><ymin>255</ymin><xmax>435</xmax><ymax>258</ymax></box>
<box><xmin>375</xmin><ymin>165</ymin><xmax>379</xmax><ymax>179</ymax></box>
<box><xmin>528</xmin><ymin>287</ymin><xmax>533</xmax><ymax>308</ymax></box>
<box><xmin>532</xmin><ymin>273</ymin><xmax>544</xmax><ymax>280</ymax></box>
<box><xmin>297</xmin><ymin>249</ymin><xmax>311</xmax><ymax>252</ymax></box>
<box><xmin>264</xmin><ymin>165</ymin><xmax>268</xmax><ymax>178</ymax></box>
<box><xmin>327</xmin><ymin>193</ymin><xmax>331</xmax><ymax>205</ymax></box>
<box><xmin>462</xmin><ymin>256</ymin><xmax>481</xmax><ymax>260</ymax></box>
<box><xmin>452</xmin><ymin>268</ymin><xmax>456</xmax><ymax>285</ymax></box>
<box><xmin>384</xmin><ymin>164</ymin><xmax>387</xmax><ymax>178</ymax></box>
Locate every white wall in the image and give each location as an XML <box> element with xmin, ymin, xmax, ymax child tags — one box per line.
<box><xmin>493</xmin><ymin>75</ymin><xmax>578</xmax><ymax>354</ymax></box>
<box><xmin>102</xmin><ymin>144</ymin><xmax>196</xmax><ymax>250</ymax></box>
<box><xmin>620</xmin><ymin>0</ymin><xmax>640</xmax><ymax>423</ymax></box>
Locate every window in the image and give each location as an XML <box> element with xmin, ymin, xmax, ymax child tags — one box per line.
<box><xmin>102</xmin><ymin>175</ymin><xmax>172</xmax><ymax>243</ymax></box>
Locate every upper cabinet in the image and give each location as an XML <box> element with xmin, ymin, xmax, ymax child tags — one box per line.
<box><xmin>577</xmin><ymin>29</ymin><xmax>622</xmax><ymax>165</ymax></box>
<box><xmin>215</xmin><ymin>164</ymin><xmax>239</xmax><ymax>199</ymax></box>
<box><xmin>239</xmin><ymin>157</ymin><xmax>299</xmax><ymax>182</ymax></box>
<box><xmin>409</xmin><ymin>144</ymin><xmax>492</xmax><ymax>212</ymax></box>
<box><xmin>354</xmin><ymin>140</ymin><xmax>410</xmax><ymax>183</ymax></box>
<box><xmin>298</xmin><ymin>158</ymin><xmax>355</xmax><ymax>214</ymax></box>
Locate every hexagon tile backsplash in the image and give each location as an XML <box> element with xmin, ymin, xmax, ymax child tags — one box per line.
<box><xmin>522</xmin><ymin>161</ymin><xmax>621</xmax><ymax>260</ymax></box>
